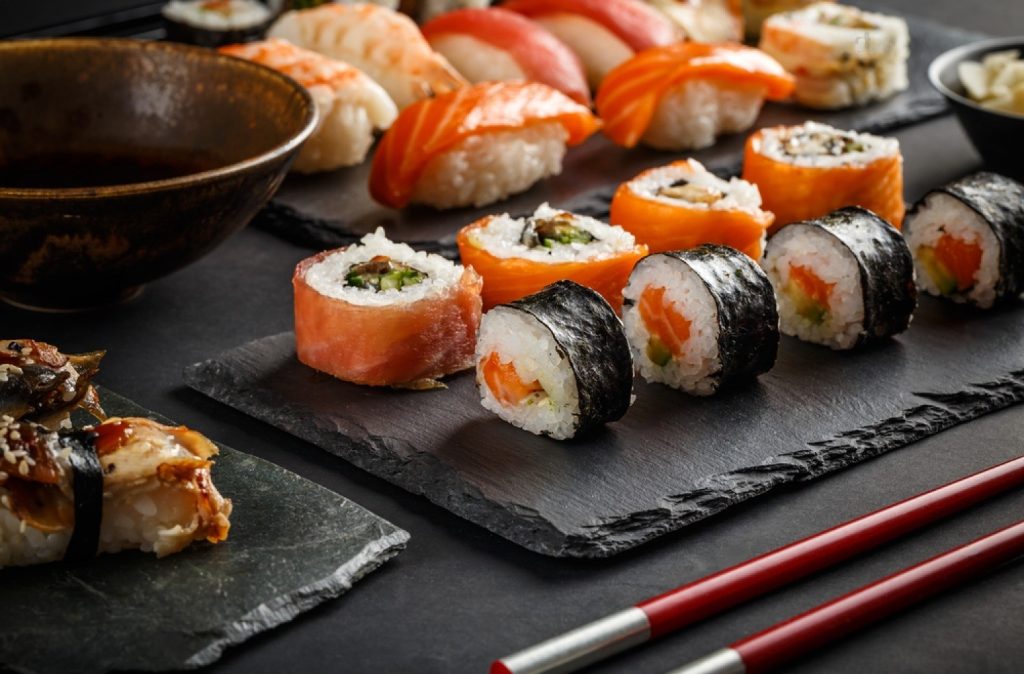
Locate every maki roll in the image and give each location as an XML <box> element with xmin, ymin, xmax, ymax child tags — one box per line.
<box><xmin>476</xmin><ymin>281</ymin><xmax>633</xmax><ymax>440</ymax></box>
<box><xmin>0</xmin><ymin>416</ymin><xmax>232</xmax><ymax>568</ymax></box>
<box><xmin>904</xmin><ymin>172</ymin><xmax>1024</xmax><ymax>309</ymax></box>
<box><xmin>596</xmin><ymin>43</ymin><xmax>794</xmax><ymax>151</ymax></box>
<box><xmin>743</xmin><ymin>122</ymin><xmax>905</xmax><ymax>232</ymax></box>
<box><xmin>762</xmin><ymin>206</ymin><xmax>916</xmax><ymax>350</ymax></box>
<box><xmin>456</xmin><ymin>203</ymin><xmax>648</xmax><ymax>312</ymax></box>
<box><xmin>162</xmin><ymin>0</ymin><xmax>273</xmax><ymax>48</ymax></box>
<box><xmin>623</xmin><ymin>246</ymin><xmax>779</xmax><ymax>395</ymax></box>
<box><xmin>644</xmin><ymin>0</ymin><xmax>743</xmax><ymax>43</ymax></box>
<box><xmin>369</xmin><ymin>82</ymin><xmax>599</xmax><ymax>209</ymax></box>
<box><xmin>759</xmin><ymin>2</ymin><xmax>909</xmax><ymax>110</ymax></box>
<box><xmin>609</xmin><ymin>159</ymin><xmax>773</xmax><ymax>260</ymax></box>
<box><xmin>293</xmin><ymin>229</ymin><xmax>483</xmax><ymax>388</ymax></box>
<box><xmin>219</xmin><ymin>39</ymin><xmax>398</xmax><ymax>173</ymax></box>
<box><xmin>1</xmin><ymin>339</ymin><xmax>104</xmax><ymax>430</ymax></box>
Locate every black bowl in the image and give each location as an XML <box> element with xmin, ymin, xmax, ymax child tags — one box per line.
<box><xmin>929</xmin><ymin>36</ymin><xmax>1024</xmax><ymax>179</ymax></box>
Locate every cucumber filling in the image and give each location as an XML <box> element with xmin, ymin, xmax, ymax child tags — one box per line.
<box><xmin>786</xmin><ymin>281</ymin><xmax>829</xmax><ymax>324</ymax></box>
<box><xmin>522</xmin><ymin>216</ymin><xmax>596</xmax><ymax>248</ymax></box>
<box><xmin>917</xmin><ymin>246</ymin><xmax>958</xmax><ymax>295</ymax></box>
<box><xmin>345</xmin><ymin>255</ymin><xmax>427</xmax><ymax>292</ymax></box>
<box><xmin>646</xmin><ymin>336</ymin><xmax>673</xmax><ymax>367</ymax></box>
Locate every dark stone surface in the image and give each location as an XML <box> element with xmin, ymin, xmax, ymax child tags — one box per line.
<box><xmin>0</xmin><ymin>389</ymin><xmax>408</xmax><ymax>674</ymax></box>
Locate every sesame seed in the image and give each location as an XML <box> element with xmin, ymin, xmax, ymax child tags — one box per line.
<box><xmin>18</xmin><ymin>461</ymin><xmax>28</xmax><ymax>476</ymax></box>
<box><xmin>8</xmin><ymin>431</ymin><xmax>20</xmax><ymax>441</ymax></box>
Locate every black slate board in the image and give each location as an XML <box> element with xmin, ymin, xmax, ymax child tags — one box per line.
<box><xmin>0</xmin><ymin>389</ymin><xmax>409</xmax><ymax>674</ymax></box>
<box><xmin>184</xmin><ymin>297</ymin><xmax>1024</xmax><ymax>559</ymax></box>
<box><xmin>255</xmin><ymin>11</ymin><xmax>985</xmax><ymax>253</ymax></box>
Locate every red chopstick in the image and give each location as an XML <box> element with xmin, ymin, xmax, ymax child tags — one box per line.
<box><xmin>666</xmin><ymin>519</ymin><xmax>1024</xmax><ymax>674</ymax></box>
<box><xmin>492</xmin><ymin>456</ymin><xmax>1024</xmax><ymax>674</ymax></box>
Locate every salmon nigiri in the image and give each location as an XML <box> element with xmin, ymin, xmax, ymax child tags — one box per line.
<box><xmin>369</xmin><ymin>81</ymin><xmax>600</xmax><ymax>210</ymax></box>
<box><xmin>597</xmin><ymin>42</ymin><xmax>794</xmax><ymax>151</ymax></box>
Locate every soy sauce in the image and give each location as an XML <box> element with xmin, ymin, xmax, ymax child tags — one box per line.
<box><xmin>0</xmin><ymin>149</ymin><xmax>224</xmax><ymax>189</ymax></box>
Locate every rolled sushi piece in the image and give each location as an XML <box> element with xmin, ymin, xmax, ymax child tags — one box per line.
<box><xmin>421</xmin><ymin>8</ymin><xmax>590</xmax><ymax>106</ymax></box>
<box><xmin>0</xmin><ymin>416</ymin><xmax>232</xmax><ymax>568</ymax></box>
<box><xmin>904</xmin><ymin>172</ymin><xmax>1024</xmax><ymax>309</ymax></box>
<box><xmin>294</xmin><ymin>228</ymin><xmax>482</xmax><ymax>388</ymax></box>
<box><xmin>162</xmin><ymin>0</ymin><xmax>273</xmax><ymax>48</ymax></box>
<box><xmin>610</xmin><ymin>159</ymin><xmax>773</xmax><ymax>260</ymax></box>
<box><xmin>644</xmin><ymin>0</ymin><xmax>743</xmax><ymax>43</ymax></box>
<box><xmin>219</xmin><ymin>40</ymin><xmax>398</xmax><ymax>173</ymax></box>
<box><xmin>759</xmin><ymin>2</ymin><xmax>909</xmax><ymax>110</ymax></box>
<box><xmin>1</xmin><ymin>339</ymin><xmax>104</xmax><ymax>430</ymax></box>
<box><xmin>457</xmin><ymin>203</ymin><xmax>648</xmax><ymax>312</ymax></box>
<box><xmin>267</xmin><ymin>3</ymin><xmax>468</xmax><ymax>109</ymax></box>
<box><xmin>762</xmin><ymin>206</ymin><xmax>916</xmax><ymax>350</ymax></box>
<box><xmin>502</xmin><ymin>0</ymin><xmax>678</xmax><ymax>90</ymax></box>
<box><xmin>743</xmin><ymin>0</ymin><xmax>829</xmax><ymax>40</ymax></box>
<box><xmin>743</xmin><ymin>121</ymin><xmax>905</xmax><ymax>232</ymax></box>
<box><xmin>596</xmin><ymin>43</ymin><xmax>794</xmax><ymax>151</ymax></box>
<box><xmin>623</xmin><ymin>245</ymin><xmax>779</xmax><ymax>395</ymax></box>
<box><xmin>476</xmin><ymin>281</ymin><xmax>633</xmax><ymax>440</ymax></box>
<box><xmin>369</xmin><ymin>82</ymin><xmax>600</xmax><ymax>210</ymax></box>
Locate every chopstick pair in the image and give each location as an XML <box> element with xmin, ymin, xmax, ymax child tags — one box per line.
<box><xmin>492</xmin><ymin>455</ymin><xmax>1024</xmax><ymax>674</ymax></box>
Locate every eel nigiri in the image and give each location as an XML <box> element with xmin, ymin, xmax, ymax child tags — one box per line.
<box><xmin>1</xmin><ymin>339</ymin><xmax>104</xmax><ymax>430</ymax></box>
<box><xmin>644</xmin><ymin>0</ymin><xmax>743</xmax><ymax>42</ymax></box>
<box><xmin>596</xmin><ymin>42</ymin><xmax>794</xmax><ymax>151</ymax></box>
<box><xmin>421</xmin><ymin>8</ymin><xmax>590</xmax><ymax>106</ymax></box>
<box><xmin>369</xmin><ymin>81</ymin><xmax>600</xmax><ymax>210</ymax></box>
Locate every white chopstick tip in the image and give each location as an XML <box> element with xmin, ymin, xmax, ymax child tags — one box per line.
<box><xmin>664</xmin><ymin>648</ymin><xmax>746</xmax><ymax>674</ymax></box>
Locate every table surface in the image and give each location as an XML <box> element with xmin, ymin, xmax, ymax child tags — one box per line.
<box><xmin>4</xmin><ymin>2</ymin><xmax>1024</xmax><ymax>673</ymax></box>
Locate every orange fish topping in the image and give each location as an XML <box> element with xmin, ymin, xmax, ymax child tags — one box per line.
<box><xmin>934</xmin><ymin>233</ymin><xmax>982</xmax><ymax>291</ymax></box>
<box><xmin>639</xmin><ymin>286</ymin><xmax>691</xmax><ymax>359</ymax></box>
<box><xmin>481</xmin><ymin>352</ymin><xmax>544</xmax><ymax>407</ymax></box>
<box><xmin>788</xmin><ymin>264</ymin><xmax>835</xmax><ymax>319</ymax></box>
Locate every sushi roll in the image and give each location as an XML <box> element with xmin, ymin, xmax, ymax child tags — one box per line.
<box><xmin>0</xmin><ymin>416</ymin><xmax>232</xmax><ymax>568</ymax></box>
<box><xmin>502</xmin><ymin>0</ymin><xmax>678</xmax><ymax>90</ymax></box>
<box><xmin>1</xmin><ymin>339</ymin><xmax>104</xmax><ymax>430</ymax></box>
<box><xmin>904</xmin><ymin>172</ymin><xmax>1024</xmax><ymax>309</ymax></box>
<box><xmin>267</xmin><ymin>3</ymin><xmax>468</xmax><ymax>109</ymax></box>
<box><xmin>293</xmin><ymin>228</ymin><xmax>482</xmax><ymax>388</ymax></box>
<box><xmin>596</xmin><ymin>43</ymin><xmax>795</xmax><ymax>151</ymax></box>
<box><xmin>162</xmin><ymin>0</ymin><xmax>273</xmax><ymax>48</ymax></box>
<box><xmin>369</xmin><ymin>82</ymin><xmax>600</xmax><ymax>210</ymax></box>
<box><xmin>457</xmin><ymin>203</ymin><xmax>648</xmax><ymax>312</ymax></box>
<box><xmin>759</xmin><ymin>2</ymin><xmax>909</xmax><ymax>110</ymax></box>
<box><xmin>219</xmin><ymin>40</ymin><xmax>398</xmax><ymax>173</ymax></box>
<box><xmin>742</xmin><ymin>121</ymin><xmax>905</xmax><ymax>232</ymax></box>
<box><xmin>421</xmin><ymin>8</ymin><xmax>590</xmax><ymax>106</ymax></box>
<box><xmin>476</xmin><ymin>281</ymin><xmax>633</xmax><ymax>440</ymax></box>
<box><xmin>644</xmin><ymin>0</ymin><xmax>743</xmax><ymax>43</ymax></box>
<box><xmin>743</xmin><ymin>0</ymin><xmax>830</xmax><ymax>40</ymax></box>
<box><xmin>609</xmin><ymin>159</ymin><xmax>773</xmax><ymax>260</ymax></box>
<box><xmin>762</xmin><ymin>206</ymin><xmax>917</xmax><ymax>350</ymax></box>
<box><xmin>623</xmin><ymin>245</ymin><xmax>779</xmax><ymax>395</ymax></box>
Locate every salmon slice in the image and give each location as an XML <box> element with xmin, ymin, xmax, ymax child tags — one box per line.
<box><xmin>638</xmin><ymin>285</ymin><xmax>691</xmax><ymax>365</ymax></box>
<box><xmin>786</xmin><ymin>264</ymin><xmax>834</xmax><ymax>323</ymax></box>
<box><xmin>920</xmin><ymin>233</ymin><xmax>983</xmax><ymax>293</ymax></box>
<box><xmin>480</xmin><ymin>352</ymin><xmax>544</xmax><ymax>407</ymax></box>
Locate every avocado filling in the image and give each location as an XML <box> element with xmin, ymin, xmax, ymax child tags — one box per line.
<box><xmin>345</xmin><ymin>255</ymin><xmax>427</xmax><ymax>292</ymax></box>
<box><xmin>657</xmin><ymin>179</ymin><xmax>724</xmax><ymax>205</ymax></box>
<box><xmin>646</xmin><ymin>336</ymin><xmax>673</xmax><ymax>367</ymax></box>
<box><xmin>917</xmin><ymin>246</ymin><xmax>958</xmax><ymax>295</ymax></box>
<box><xmin>521</xmin><ymin>216</ymin><xmax>596</xmax><ymax>249</ymax></box>
<box><xmin>786</xmin><ymin>282</ymin><xmax>828</xmax><ymax>324</ymax></box>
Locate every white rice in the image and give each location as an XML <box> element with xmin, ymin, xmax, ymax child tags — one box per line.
<box><xmin>476</xmin><ymin>308</ymin><xmax>580</xmax><ymax>440</ymax></box>
<box><xmin>758</xmin><ymin>121</ymin><xmax>899</xmax><ymax>168</ymax></box>
<box><xmin>411</xmin><ymin>123</ymin><xmax>568</xmax><ymax>209</ymax></box>
<box><xmin>641</xmin><ymin>79</ymin><xmax>767</xmax><ymax>151</ymax></box>
<box><xmin>763</xmin><ymin>225</ymin><xmax>865</xmax><ymax>349</ymax></box>
<box><xmin>0</xmin><ymin>492</ymin><xmax>70</xmax><ymax>567</ymax></box>
<box><xmin>162</xmin><ymin>0</ymin><xmax>271</xmax><ymax>29</ymax></box>
<box><xmin>904</xmin><ymin>192</ymin><xmax>1001</xmax><ymax>308</ymax></box>
<box><xmin>627</xmin><ymin>159</ymin><xmax>764</xmax><ymax>212</ymax></box>
<box><xmin>622</xmin><ymin>256</ymin><xmax>722</xmax><ymax>395</ymax></box>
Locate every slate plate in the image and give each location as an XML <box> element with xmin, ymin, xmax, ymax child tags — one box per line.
<box><xmin>185</xmin><ymin>298</ymin><xmax>1024</xmax><ymax>559</ymax></box>
<box><xmin>255</xmin><ymin>10</ymin><xmax>985</xmax><ymax>253</ymax></box>
<box><xmin>0</xmin><ymin>389</ymin><xmax>409</xmax><ymax>674</ymax></box>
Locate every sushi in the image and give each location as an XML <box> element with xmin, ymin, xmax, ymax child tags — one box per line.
<box><xmin>623</xmin><ymin>245</ymin><xmax>779</xmax><ymax>395</ymax></box>
<box><xmin>403</xmin><ymin>0</ymin><xmax>500</xmax><ymax>24</ymax></box>
<box><xmin>596</xmin><ymin>43</ymin><xmax>795</xmax><ymax>151</ymax></box>
<box><xmin>368</xmin><ymin>81</ymin><xmax>600</xmax><ymax>210</ymax></box>
<box><xmin>456</xmin><ymin>203</ymin><xmax>648</xmax><ymax>312</ymax></box>
<box><xmin>762</xmin><ymin>206</ymin><xmax>916</xmax><ymax>350</ymax></box>
<box><xmin>502</xmin><ymin>0</ymin><xmax>678</xmax><ymax>90</ymax></box>
<box><xmin>476</xmin><ymin>281</ymin><xmax>633</xmax><ymax>440</ymax></box>
<box><xmin>904</xmin><ymin>172</ymin><xmax>1024</xmax><ymax>309</ymax></box>
<box><xmin>293</xmin><ymin>228</ymin><xmax>482</xmax><ymax>388</ymax></box>
<box><xmin>644</xmin><ymin>0</ymin><xmax>743</xmax><ymax>43</ymax></box>
<box><xmin>0</xmin><ymin>416</ymin><xmax>232</xmax><ymax>568</ymax></box>
<box><xmin>609</xmin><ymin>159</ymin><xmax>773</xmax><ymax>260</ymax></box>
<box><xmin>759</xmin><ymin>2</ymin><xmax>909</xmax><ymax>110</ymax></box>
<box><xmin>743</xmin><ymin>0</ymin><xmax>829</xmax><ymax>40</ymax></box>
<box><xmin>267</xmin><ymin>3</ymin><xmax>468</xmax><ymax>109</ymax></box>
<box><xmin>219</xmin><ymin>39</ymin><xmax>398</xmax><ymax>173</ymax></box>
<box><xmin>162</xmin><ymin>0</ymin><xmax>273</xmax><ymax>48</ymax></box>
<box><xmin>1</xmin><ymin>339</ymin><xmax>104</xmax><ymax>430</ymax></box>
<box><xmin>421</xmin><ymin>8</ymin><xmax>590</xmax><ymax>106</ymax></box>
<box><xmin>742</xmin><ymin>121</ymin><xmax>905</xmax><ymax>232</ymax></box>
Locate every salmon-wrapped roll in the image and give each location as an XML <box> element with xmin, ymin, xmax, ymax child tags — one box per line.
<box><xmin>294</xmin><ymin>229</ymin><xmax>482</xmax><ymax>388</ymax></box>
<box><xmin>0</xmin><ymin>416</ymin><xmax>232</xmax><ymax>568</ymax></box>
<box><xmin>1</xmin><ymin>339</ymin><xmax>104</xmax><ymax>430</ymax></box>
<box><xmin>742</xmin><ymin>121</ymin><xmax>905</xmax><ymax>232</ymax></box>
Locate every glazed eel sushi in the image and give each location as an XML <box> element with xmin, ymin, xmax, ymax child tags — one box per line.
<box><xmin>904</xmin><ymin>172</ymin><xmax>1024</xmax><ymax>309</ymax></box>
<box><xmin>476</xmin><ymin>281</ymin><xmax>633</xmax><ymax>440</ymax></box>
<box><xmin>762</xmin><ymin>207</ymin><xmax>917</xmax><ymax>350</ymax></box>
<box><xmin>623</xmin><ymin>246</ymin><xmax>778</xmax><ymax>395</ymax></box>
<box><xmin>1</xmin><ymin>339</ymin><xmax>103</xmax><ymax>430</ymax></box>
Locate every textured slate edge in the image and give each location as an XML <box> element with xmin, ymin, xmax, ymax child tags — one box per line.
<box><xmin>183</xmin><ymin>349</ymin><xmax>1024</xmax><ymax>559</ymax></box>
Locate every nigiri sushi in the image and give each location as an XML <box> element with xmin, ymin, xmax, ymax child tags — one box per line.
<box><xmin>220</xmin><ymin>39</ymin><xmax>398</xmax><ymax>172</ymax></box>
<box><xmin>402</xmin><ymin>0</ymin><xmax>492</xmax><ymax>23</ymax></box>
<box><xmin>369</xmin><ymin>81</ymin><xmax>600</xmax><ymax>210</ymax></box>
<box><xmin>596</xmin><ymin>42</ymin><xmax>794</xmax><ymax>151</ymax></box>
<box><xmin>421</xmin><ymin>8</ymin><xmax>590</xmax><ymax>106</ymax></box>
<box><xmin>267</xmin><ymin>3</ymin><xmax>468</xmax><ymax>109</ymax></box>
<box><xmin>1</xmin><ymin>339</ymin><xmax>104</xmax><ymax>430</ymax></box>
<box><xmin>644</xmin><ymin>0</ymin><xmax>743</xmax><ymax>43</ymax></box>
<box><xmin>502</xmin><ymin>0</ymin><xmax>678</xmax><ymax>90</ymax></box>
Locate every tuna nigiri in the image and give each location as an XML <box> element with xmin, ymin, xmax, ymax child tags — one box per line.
<box><xmin>421</xmin><ymin>8</ymin><xmax>590</xmax><ymax>106</ymax></box>
<box><xmin>369</xmin><ymin>81</ymin><xmax>600</xmax><ymax>210</ymax></box>
<box><xmin>596</xmin><ymin>42</ymin><xmax>794</xmax><ymax>151</ymax></box>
